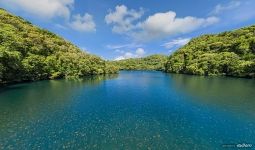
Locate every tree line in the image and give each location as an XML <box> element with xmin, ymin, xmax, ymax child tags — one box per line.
<box><xmin>0</xmin><ymin>8</ymin><xmax>118</xmax><ymax>85</ymax></box>
<box><xmin>165</xmin><ymin>25</ymin><xmax>255</xmax><ymax>78</ymax></box>
<box><xmin>111</xmin><ymin>55</ymin><xmax>168</xmax><ymax>71</ymax></box>
<box><xmin>1</xmin><ymin>8</ymin><xmax>254</xmax><ymax>86</ymax></box>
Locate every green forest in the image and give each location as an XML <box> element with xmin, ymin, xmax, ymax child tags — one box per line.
<box><xmin>0</xmin><ymin>9</ymin><xmax>118</xmax><ymax>85</ymax></box>
<box><xmin>165</xmin><ymin>25</ymin><xmax>255</xmax><ymax>78</ymax></box>
<box><xmin>1</xmin><ymin>8</ymin><xmax>255</xmax><ymax>86</ymax></box>
<box><xmin>111</xmin><ymin>55</ymin><xmax>167</xmax><ymax>71</ymax></box>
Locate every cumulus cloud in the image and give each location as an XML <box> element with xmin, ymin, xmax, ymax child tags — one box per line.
<box><xmin>0</xmin><ymin>0</ymin><xmax>96</xmax><ymax>32</ymax></box>
<box><xmin>114</xmin><ymin>48</ymin><xmax>146</xmax><ymax>61</ymax></box>
<box><xmin>134</xmin><ymin>11</ymin><xmax>219</xmax><ymax>41</ymax></box>
<box><xmin>162</xmin><ymin>38</ymin><xmax>191</xmax><ymax>49</ymax></box>
<box><xmin>136</xmin><ymin>48</ymin><xmax>146</xmax><ymax>56</ymax></box>
<box><xmin>105</xmin><ymin>5</ymin><xmax>219</xmax><ymax>41</ymax></box>
<box><xmin>105</xmin><ymin>5</ymin><xmax>144</xmax><ymax>34</ymax></box>
<box><xmin>0</xmin><ymin>0</ymin><xmax>74</xmax><ymax>19</ymax></box>
<box><xmin>69</xmin><ymin>13</ymin><xmax>96</xmax><ymax>32</ymax></box>
<box><xmin>114</xmin><ymin>52</ymin><xmax>134</xmax><ymax>61</ymax></box>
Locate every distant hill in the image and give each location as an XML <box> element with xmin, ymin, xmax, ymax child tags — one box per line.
<box><xmin>165</xmin><ymin>25</ymin><xmax>255</xmax><ymax>78</ymax></box>
<box><xmin>0</xmin><ymin>8</ymin><xmax>118</xmax><ymax>85</ymax></box>
<box><xmin>112</xmin><ymin>54</ymin><xmax>168</xmax><ymax>71</ymax></box>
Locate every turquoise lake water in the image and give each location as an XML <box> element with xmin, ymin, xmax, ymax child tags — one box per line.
<box><xmin>0</xmin><ymin>71</ymin><xmax>255</xmax><ymax>149</ymax></box>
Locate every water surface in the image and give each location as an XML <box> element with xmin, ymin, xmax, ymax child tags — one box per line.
<box><xmin>0</xmin><ymin>71</ymin><xmax>255</xmax><ymax>149</ymax></box>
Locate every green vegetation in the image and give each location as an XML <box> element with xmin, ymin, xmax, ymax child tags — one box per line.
<box><xmin>1</xmin><ymin>8</ymin><xmax>254</xmax><ymax>85</ymax></box>
<box><xmin>165</xmin><ymin>25</ymin><xmax>255</xmax><ymax>78</ymax></box>
<box><xmin>0</xmin><ymin>8</ymin><xmax>118</xmax><ymax>85</ymax></box>
<box><xmin>112</xmin><ymin>55</ymin><xmax>168</xmax><ymax>71</ymax></box>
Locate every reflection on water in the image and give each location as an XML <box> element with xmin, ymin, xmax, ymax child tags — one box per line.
<box><xmin>0</xmin><ymin>71</ymin><xmax>254</xmax><ymax>150</ymax></box>
<box><xmin>0</xmin><ymin>74</ymin><xmax>119</xmax><ymax>127</ymax></box>
<box><xmin>170</xmin><ymin>74</ymin><xmax>255</xmax><ymax>117</ymax></box>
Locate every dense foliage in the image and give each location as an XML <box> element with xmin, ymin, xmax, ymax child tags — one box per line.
<box><xmin>165</xmin><ymin>25</ymin><xmax>255</xmax><ymax>78</ymax></box>
<box><xmin>0</xmin><ymin>9</ymin><xmax>118</xmax><ymax>85</ymax></box>
<box><xmin>1</xmin><ymin>8</ymin><xmax>254</xmax><ymax>85</ymax></box>
<box><xmin>112</xmin><ymin>55</ymin><xmax>168</xmax><ymax>71</ymax></box>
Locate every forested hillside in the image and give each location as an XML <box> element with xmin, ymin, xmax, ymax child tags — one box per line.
<box><xmin>165</xmin><ymin>25</ymin><xmax>255</xmax><ymax>78</ymax></box>
<box><xmin>1</xmin><ymin>8</ymin><xmax>254</xmax><ymax>86</ymax></box>
<box><xmin>0</xmin><ymin>9</ymin><xmax>118</xmax><ymax>85</ymax></box>
<box><xmin>112</xmin><ymin>55</ymin><xmax>167</xmax><ymax>71</ymax></box>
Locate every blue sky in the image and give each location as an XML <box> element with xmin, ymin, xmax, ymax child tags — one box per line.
<box><xmin>0</xmin><ymin>0</ymin><xmax>255</xmax><ymax>60</ymax></box>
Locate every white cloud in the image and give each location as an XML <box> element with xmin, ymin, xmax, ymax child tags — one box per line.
<box><xmin>105</xmin><ymin>5</ymin><xmax>219</xmax><ymax>42</ymax></box>
<box><xmin>107</xmin><ymin>44</ymin><xmax>130</xmax><ymax>49</ymax></box>
<box><xmin>210</xmin><ymin>1</ymin><xmax>241</xmax><ymax>15</ymax></box>
<box><xmin>69</xmin><ymin>13</ymin><xmax>96</xmax><ymax>32</ymax></box>
<box><xmin>114</xmin><ymin>56</ymin><xmax>126</xmax><ymax>61</ymax></box>
<box><xmin>134</xmin><ymin>11</ymin><xmax>219</xmax><ymax>41</ymax></box>
<box><xmin>210</xmin><ymin>0</ymin><xmax>255</xmax><ymax>22</ymax></box>
<box><xmin>0</xmin><ymin>0</ymin><xmax>97</xmax><ymax>32</ymax></box>
<box><xmin>114</xmin><ymin>48</ymin><xmax>146</xmax><ymax>61</ymax></box>
<box><xmin>106</xmin><ymin>43</ymin><xmax>143</xmax><ymax>50</ymax></box>
<box><xmin>162</xmin><ymin>38</ymin><xmax>191</xmax><ymax>49</ymax></box>
<box><xmin>114</xmin><ymin>52</ymin><xmax>134</xmax><ymax>61</ymax></box>
<box><xmin>105</xmin><ymin>5</ymin><xmax>144</xmax><ymax>34</ymax></box>
<box><xmin>0</xmin><ymin>0</ymin><xmax>74</xmax><ymax>19</ymax></box>
<box><xmin>136</xmin><ymin>48</ymin><xmax>145</xmax><ymax>56</ymax></box>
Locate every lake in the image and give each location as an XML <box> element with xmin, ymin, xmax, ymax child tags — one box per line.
<box><xmin>0</xmin><ymin>71</ymin><xmax>255</xmax><ymax>150</ymax></box>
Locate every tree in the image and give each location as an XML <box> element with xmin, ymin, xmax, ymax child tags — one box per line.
<box><xmin>0</xmin><ymin>9</ymin><xmax>119</xmax><ymax>85</ymax></box>
<box><xmin>165</xmin><ymin>25</ymin><xmax>255</xmax><ymax>78</ymax></box>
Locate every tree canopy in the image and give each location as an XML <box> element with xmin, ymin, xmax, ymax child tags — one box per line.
<box><xmin>0</xmin><ymin>8</ymin><xmax>118</xmax><ymax>85</ymax></box>
<box><xmin>165</xmin><ymin>25</ymin><xmax>255</xmax><ymax>78</ymax></box>
<box><xmin>112</xmin><ymin>55</ymin><xmax>168</xmax><ymax>71</ymax></box>
<box><xmin>1</xmin><ymin>8</ymin><xmax>254</xmax><ymax>85</ymax></box>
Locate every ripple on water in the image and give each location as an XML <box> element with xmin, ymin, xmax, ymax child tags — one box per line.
<box><xmin>0</xmin><ymin>71</ymin><xmax>255</xmax><ymax>149</ymax></box>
